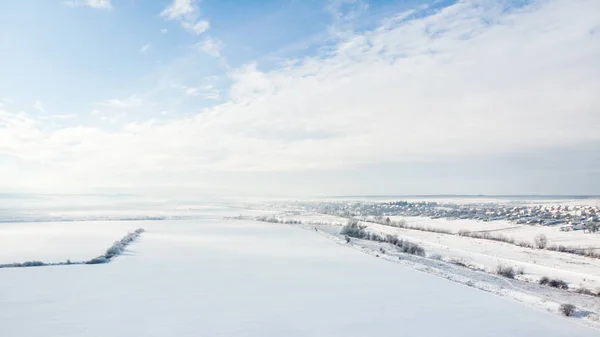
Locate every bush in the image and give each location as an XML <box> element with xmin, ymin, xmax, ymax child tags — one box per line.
<box><xmin>559</xmin><ymin>303</ymin><xmax>576</xmax><ymax>317</ymax></box>
<box><xmin>458</xmin><ymin>229</ymin><xmax>471</xmax><ymax>236</ymax></box>
<box><xmin>539</xmin><ymin>276</ymin><xmax>568</xmax><ymax>289</ymax></box>
<box><xmin>496</xmin><ymin>265</ymin><xmax>515</xmax><ymax>278</ymax></box>
<box><xmin>401</xmin><ymin>241</ymin><xmax>425</xmax><ymax>256</ymax></box>
<box><xmin>575</xmin><ymin>288</ymin><xmax>596</xmax><ymax>296</ymax></box>
<box><xmin>86</xmin><ymin>256</ymin><xmax>109</xmax><ymax>264</ymax></box>
<box><xmin>21</xmin><ymin>261</ymin><xmax>45</xmax><ymax>267</ymax></box>
<box><xmin>386</xmin><ymin>234</ymin><xmax>400</xmax><ymax>246</ymax></box>
<box><xmin>534</xmin><ymin>234</ymin><xmax>548</xmax><ymax>249</ymax></box>
<box><xmin>368</xmin><ymin>232</ymin><xmax>384</xmax><ymax>242</ymax></box>
<box><xmin>548</xmin><ymin>279</ymin><xmax>568</xmax><ymax>289</ymax></box>
<box><xmin>516</xmin><ymin>241</ymin><xmax>533</xmax><ymax>248</ymax></box>
<box><xmin>429</xmin><ymin>253</ymin><xmax>442</xmax><ymax>260</ymax></box>
<box><xmin>340</xmin><ymin>219</ymin><xmax>368</xmax><ymax>239</ymax></box>
<box><xmin>105</xmin><ymin>241</ymin><xmax>124</xmax><ymax>258</ymax></box>
<box><xmin>450</xmin><ymin>258</ymin><xmax>467</xmax><ymax>267</ymax></box>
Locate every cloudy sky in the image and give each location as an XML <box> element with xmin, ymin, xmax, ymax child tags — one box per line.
<box><xmin>0</xmin><ymin>0</ymin><xmax>598</xmax><ymax>196</ymax></box>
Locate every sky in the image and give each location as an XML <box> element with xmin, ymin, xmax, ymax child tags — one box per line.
<box><xmin>0</xmin><ymin>0</ymin><xmax>599</xmax><ymax>197</ymax></box>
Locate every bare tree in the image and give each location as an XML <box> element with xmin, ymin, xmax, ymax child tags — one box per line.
<box><xmin>534</xmin><ymin>234</ymin><xmax>548</xmax><ymax>249</ymax></box>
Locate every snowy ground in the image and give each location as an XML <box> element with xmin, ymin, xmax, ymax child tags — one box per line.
<box><xmin>1</xmin><ymin>215</ymin><xmax>599</xmax><ymax>336</ymax></box>
<box><xmin>388</xmin><ymin>216</ymin><xmax>600</xmax><ymax>250</ymax></box>
<box><xmin>283</xmin><ymin>213</ymin><xmax>600</xmax><ymax>289</ymax></box>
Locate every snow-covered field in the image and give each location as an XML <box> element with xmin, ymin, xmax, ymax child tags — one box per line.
<box><xmin>2</xmin><ymin>212</ymin><xmax>599</xmax><ymax>336</ymax></box>
<box><xmin>389</xmin><ymin>216</ymin><xmax>600</xmax><ymax>250</ymax></box>
<box><xmin>278</xmin><ymin>213</ymin><xmax>600</xmax><ymax>290</ymax></box>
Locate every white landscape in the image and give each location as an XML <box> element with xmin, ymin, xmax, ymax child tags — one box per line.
<box><xmin>1</xmin><ymin>0</ymin><xmax>599</xmax><ymax>335</ymax></box>
<box><xmin>1</xmin><ymin>196</ymin><xmax>600</xmax><ymax>336</ymax></box>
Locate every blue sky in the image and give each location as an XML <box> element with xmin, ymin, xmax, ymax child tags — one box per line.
<box><xmin>0</xmin><ymin>0</ymin><xmax>599</xmax><ymax>196</ymax></box>
<box><xmin>1</xmin><ymin>0</ymin><xmax>429</xmax><ymax>120</ymax></box>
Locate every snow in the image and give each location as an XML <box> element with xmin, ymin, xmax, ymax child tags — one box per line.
<box><xmin>389</xmin><ymin>216</ymin><xmax>600</xmax><ymax>250</ymax></box>
<box><xmin>1</xmin><ymin>217</ymin><xmax>598</xmax><ymax>336</ymax></box>
<box><xmin>274</xmin><ymin>213</ymin><xmax>600</xmax><ymax>290</ymax></box>
<box><xmin>0</xmin><ymin>221</ymin><xmax>145</xmax><ymax>263</ymax></box>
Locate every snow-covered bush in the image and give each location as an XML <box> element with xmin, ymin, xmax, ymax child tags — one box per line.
<box><xmin>496</xmin><ymin>265</ymin><xmax>515</xmax><ymax>278</ymax></box>
<box><xmin>548</xmin><ymin>279</ymin><xmax>568</xmax><ymax>289</ymax></box>
<box><xmin>340</xmin><ymin>219</ymin><xmax>368</xmax><ymax>239</ymax></box>
<box><xmin>538</xmin><ymin>276</ymin><xmax>568</xmax><ymax>289</ymax></box>
<box><xmin>88</xmin><ymin>228</ymin><xmax>145</xmax><ymax>264</ymax></box>
<box><xmin>559</xmin><ymin>303</ymin><xmax>575</xmax><ymax>316</ymax></box>
<box><xmin>449</xmin><ymin>258</ymin><xmax>467</xmax><ymax>267</ymax></box>
<box><xmin>534</xmin><ymin>234</ymin><xmax>548</xmax><ymax>249</ymax></box>
<box><xmin>20</xmin><ymin>261</ymin><xmax>45</xmax><ymax>267</ymax></box>
<box><xmin>429</xmin><ymin>253</ymin><xmax>442</xmax><ymax>260</ymax></box>
<box><xmin>574</xmin><ymin>288</ymin><xmax>597</xmax><ymax>296</ymax></box>
<box><xmin>400</xmin><ymin>241</ymin><xmax>425</xmax><ymax>256</ymax></box>
<box><xmin>86</xmin><ymin>256</ymin><xmax>109</xmax><ymax>264</ymax></box>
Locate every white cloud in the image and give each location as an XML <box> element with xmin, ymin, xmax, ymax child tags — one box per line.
<box><xmin>33</xmin><ymin>100</ymin><xmax>46</xmax><ymax>113</ymax></box>
<box><xmin>161</xmin><ymin>28</ymin><xmax>169</xmax><ymax>34</ymax></box>
<box><xmin>181</xmin><ymin>84</ymin><xmax>220</xmax><ymax>99</ymax></box>
<box><xmin>160</xmin><ymin>0</ymin><xmax>210</xmax><ymax>35</ymax></box>
<box><xmin>326</xmin><ymin>0</ymin><xmax>369</xmax><ymax>38</ymax></box>
<box><xmin>160</xmin><ymin>0</ymin><xmax>195</xmax><ymax>20</ymax></box>
<box><xmin>182</xmin><ymin>20</ymin><xmax>210</xmax><ymax>35</ymax></box>
<box><xmin>2</xmin><ymin>0</ymin><xmax>599</xmax><ymax>191</ymax></box>
<box><xmin>140</xmin><ymin>44</ymin><xmax>151</xmax><ymax>53</ymax></box>
<box><xmin>106</xmin><ymin>94</ymin><xmax>142</xmax><ymax>108</ymax></box>
<box><xmin>196</xmin><ymin>37</ymin><xmax>223</xmax><ymax>57</ymax></box>
<box><xmin>63</xmin><ymin>0</ymin><xmax>112</xmax><ymax>10</ymax></box>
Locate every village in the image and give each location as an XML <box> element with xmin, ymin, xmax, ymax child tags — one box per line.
<box><xmin>293</xmin><ymin>200</ymin><xmax>600</xmax><ymax>233</ymax></box>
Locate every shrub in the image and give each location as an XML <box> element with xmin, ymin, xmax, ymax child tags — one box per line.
<box><xmin>429</xmin><ymin>253</ymin><xmax>442</xmax><ymax>260</ymax></box>
<box><xmin>539</xmin><ymin>276</ymin><xmax>550</xmax><ymax>285</ymax></box>
<box><xmin>21</xmin><ymin>261</ymin><xmax>45</xmax><ymax>267</ymax></box>
<box><xmin>496</xmin><ymin>265</ymin><xmax>515</xmax><ymax>278</ymax></box>
<box><xmin>340</xmin><ymin>219</ymin><xmax>368</xmax><ymax>239</ymax></box>
<box><xmin>385</xmin><ymin>234</ymin><xmax>400</xmax><ymax>246</ymax></box>
<box><xmin>559</xmin><ymin>303</ymin><xmax>575</xmax><ymax>317</ymax></box>
<box><xmin>399</xmin><ymin>241</ymin><xmax>425</xmax><ymax>256</ymax></box>
<box><xmin>450</xmin><ymin>258</ymin><xmax>467</xmax><ymax>267</ymax></box>
<box><xmin>368</xmin><ymin>233</ymin><xmax>384</xmax><ymax>242</ymax></box>
<box><xmin>86</xmin><ymin>256</ymin><xmax>109</xmax><ymax>264</ymax></box>
<box><xmin>458</xmin><ymin>229</ymin><xmax>471</xmax><ymax>236</ymax></box>
<box><xmin>534</xmin><ymin>234</ymin><xmax>548</xmax><ymax>249</ymax></box>
<box><xmin>516</xmin><ymin>241</ymin><xmax>533</xmax><ymax>248</ymax></box>
<box><xmin>105</xmin><ymin>241</ymin><xmax>124</xmax><ymax>258</ymax></box>
<box><xmin>575</xmin><ymin>288</ymin><xmax>596</xmax><ymax>296</ymax></box>
<box><xmin>548</xmin><ymin>279</ymin><xmax>568</xmax><ymax>289</ymax></box>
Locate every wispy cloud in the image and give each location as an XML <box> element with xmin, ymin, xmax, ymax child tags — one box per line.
<box><xmin>196</xmin><ymin>37</ymin><xmax>223</xmax><ymax>57</ymax></box>
<box><xmin>161</xmin><ymin>0</ymin><xmax>210</xmax><ymax>35</ymax></box>
<box><xmin>140</xmin><ymin>44</ymin><xmax>151</xmax><ymax>53</ymax></box>
<box><xmin>63</xmin><ymin>0</ymin><xmax>112</xmax><ymax>10</ymax></box>
<box><xmin>182</xmin><ymin>20</ymin><xmax>210</xmax><ymax>35</ymax></box>
<box><xmin>106</xmin><ymin>94</ymin><xmax>142</xmax><ymax>108</ymax></box>
<box><xmin>326</xmin><ymin>0</ymin><xmax>369</xmax><ymax>38</ymax></box>
<box><xmin>179</xmin><ymin>84</ymin><xmax>221</xmax><ymax>99</ymax></box>
<box><xmin>160</xmin><ymin>0</ymin><xmax>195</xmax><ymax>19</ymax></box>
